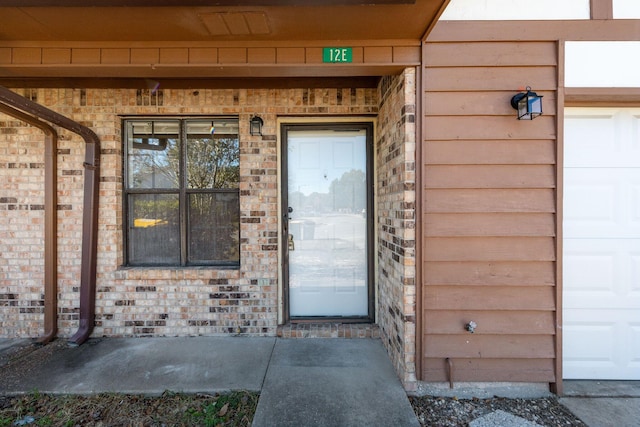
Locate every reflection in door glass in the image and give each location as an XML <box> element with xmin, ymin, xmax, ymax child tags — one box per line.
<box><xmin>287</xmin><ymin>129</ymin><xmax>369</xmax><ymax>317</ymax></box>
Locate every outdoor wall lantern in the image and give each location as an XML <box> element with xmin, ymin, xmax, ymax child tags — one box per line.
<box><xmin>250</xmin><ymin>115</ymin><xmax>264</xmax><ymax>136</ymax></box>
<box><xmin>510</xmin><ymin>86</ymin><xmax>543</xmax><ymax>120</ymax></box>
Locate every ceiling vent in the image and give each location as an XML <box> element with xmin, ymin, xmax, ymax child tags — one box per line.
<box><xmin>198</xmin><ymin>12</ymin><xmax>271</xmax><ymax>36</ymax></box>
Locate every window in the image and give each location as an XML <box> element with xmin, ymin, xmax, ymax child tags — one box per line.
<box><xmin>124</xmin><ymin>118</ymin><xmax>240</xmax><ymax>267</ymax></box>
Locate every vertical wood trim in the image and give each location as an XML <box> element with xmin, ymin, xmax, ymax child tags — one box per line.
<box><xmin>415</xmin><ymin>59</ymin><xmax>424</xmax><ymax>381</ymax></box>
<box><xmin>590</xmin><ymin>0</ymin><xmax>613</xmax><ymax>20</ymax></box>
<box><xmin>553</xmin><ymin>39</ymin><xmax>565</xmax><ymax>396</ymax></box>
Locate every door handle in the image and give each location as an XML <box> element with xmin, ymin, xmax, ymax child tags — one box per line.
<box><xmin>284</xmin><ymin>206</ymin><xmax>294</xmax><ymax>221</ymax></box>
<box><xmin>288</xmin><ymin>234</ymin><xmax>295</xmax><ymax>251</ymax></box>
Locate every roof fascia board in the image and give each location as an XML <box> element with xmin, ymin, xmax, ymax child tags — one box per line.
<box><xmin>0</xmin><ymin>39</ymin><xmax>422</xmax><ymax>48</ymax></box>
<box><xmin>1</xmin><ymin>0</ymin><xmax>415</xmax><ymax>6</ymax></box>
<box><xmin>422</xmin><ymin>0</ymin><xmax>451</xmax><ymax>41</ymax></box>
<box><xmin>428</xmin><ymin>19</ymin><xmax>640</xmax><ymax>42</ymax></box>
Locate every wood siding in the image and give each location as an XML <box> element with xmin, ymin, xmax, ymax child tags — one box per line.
<box><xmin>421</xmin><ymin>38</ymin><xmax>558</xmax><ymax>383</ymax></box>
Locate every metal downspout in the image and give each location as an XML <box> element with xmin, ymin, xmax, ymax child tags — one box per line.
<box><xmin>0</xmin><ymin>104</ymin><xmax>58</xmax><ymax>344</ymax></box>
<box><xmin>0</xmin><ymin>86</ymin><xmax>100</xmax><ymax>346</ymax></box>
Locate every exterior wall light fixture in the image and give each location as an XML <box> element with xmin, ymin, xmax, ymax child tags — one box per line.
<box><xmin>511</xmin><ymin>86</ymin><xmax>543</xmax><ymax>120</ymax></box>
<box><xmin>250</xmin><ymin>115</ymin><xmax>264</xmax><ymax>136</ymax></box>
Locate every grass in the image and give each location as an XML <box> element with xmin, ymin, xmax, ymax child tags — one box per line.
<box><xmin>0</xmin><ymin>390</ymin><xmax>258</xmax><ymax>427</ymax></box>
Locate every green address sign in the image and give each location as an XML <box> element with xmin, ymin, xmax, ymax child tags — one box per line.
<box><xmin>323</xmin><ymin>47</ymin><xmax>353</xmax><ymax>63</ymax></box>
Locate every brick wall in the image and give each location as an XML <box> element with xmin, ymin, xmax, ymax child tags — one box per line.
<box><xmin>376</xmin><ymin>69</ymin><xmax>418</xmax><ymax>391</ymax></box>
<box><xmin>0</xmin><ymin>87</ymin><xmax>378</xmax><ymax>338</ymax></box>
<box><xmin>0</xmin><ymin>113</ymin><xmax>48</xmax><ymax>337</ymax></box>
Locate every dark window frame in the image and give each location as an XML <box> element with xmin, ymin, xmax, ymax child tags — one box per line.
<box><xmin>123</xmin><ymin>117</ymin><xmax>240</xmax><ymax>268</ymax></box>
<box><xmin>281</xmin><ymin>122</ymin><xmax>375</xmax><ymax>323</ymax></box>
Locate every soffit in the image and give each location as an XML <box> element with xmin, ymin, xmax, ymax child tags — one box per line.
<box><xmin>0</xmin><ymin>1</ymin><xmax>447</xmax><ymax>43</ymax></box>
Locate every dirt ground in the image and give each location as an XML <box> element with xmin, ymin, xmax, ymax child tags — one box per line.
<box><xmin>0</xmin><ymin>391</ymin><xmax>258</xmax><ymax>427</ymax></box>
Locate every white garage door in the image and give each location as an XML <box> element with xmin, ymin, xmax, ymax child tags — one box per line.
<box><xmin>563</xmin><ymin>107</ymin><xmax>640</xmax><ymax>380</ymax></box>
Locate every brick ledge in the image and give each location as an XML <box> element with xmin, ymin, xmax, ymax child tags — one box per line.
<box><xmin>277</xmin><ymin>323</ymin><xmax>380</xmax><ymax>339</ymax></box>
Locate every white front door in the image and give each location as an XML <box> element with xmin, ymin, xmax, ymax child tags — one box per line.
<box><xmin>283</xmin><ymin>124</ymin><xmax>372</xmax><ymax>318</ymax></box>
<box><xmin>563</xmin><ymin>107</ymin><xmax>640</xmax><ymax>379</ymax></box>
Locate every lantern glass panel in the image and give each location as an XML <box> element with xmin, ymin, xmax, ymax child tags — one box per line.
<box><xmin>517</xmin><ymin>97</ymin><xmax>529</xmax><ymax>119</ymax></box>
<box><xmin>529</xmin><ymin>96</ymin><xmax>543</xmax><ymax>117</ymax></box>
<box><xmin>250</xmin><ymin>117</ymin><xmax>263</xmax><ymax>136</ymax></box>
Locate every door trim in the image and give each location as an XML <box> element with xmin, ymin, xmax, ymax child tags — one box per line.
<box><xmin>280</xmin><ymin>121</ymin><xmax>375</xmax><ymax>324</ymax></box>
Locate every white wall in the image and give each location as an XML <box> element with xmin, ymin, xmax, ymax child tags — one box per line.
<box><xmin>440</xmin><ymin>0</ymin><xmax>590</xmax><ymax>20</ymax></box>
<box><xmin>614</xmin><ymin>0</ymin><xmax>640</xmax><ymax>18</ymax></box>
<box><xmin>565</xmin><ymin>41</ymin><xmax>640</xmax><ymax>87</ymax></box>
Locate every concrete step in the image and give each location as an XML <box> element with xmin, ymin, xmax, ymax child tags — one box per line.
<box><xmin>276</xmin><ymin>323</ymin><xmax>380</xmax><ymax>339</ymax></box>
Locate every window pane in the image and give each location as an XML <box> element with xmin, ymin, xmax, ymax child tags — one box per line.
<box><xmin>188</xmin><ymin>192</ymin><xmax>240</xmax><ymax>265</ymax></box>
<box><xmin>128</xmin><ymin>193</ymin><xmax>180</xmax><ymax>265</ymax></box>
<box><xmin>127</xmin><ymin>120</ymin><xmax>180</xmax><ymax>189</ymax></box>
<box><xmin>186</xmin><ymin>120</ymin><xmax>239</xmax><ymax>189</ymax></box>
<box><xmin>124</xmin><ymin>117</ymin><xmax>241</xmax><ymax>268</ymax></box>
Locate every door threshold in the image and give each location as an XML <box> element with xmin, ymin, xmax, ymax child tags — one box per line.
<box><xmin>277</xmin><ymin>323</ymin><xmax>380</xmax><ymax>339</ymax></box>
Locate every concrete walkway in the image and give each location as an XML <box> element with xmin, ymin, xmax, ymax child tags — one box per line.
<box><xmin>560</xmin><ymin>380</ymin><xmax>640</xmax><ymax>427</ymax></box>
<box><xmin>0</xmin><ymin>337</ymin><xmax>419</xmax><ymax>426</ymax></box>
<box><xmin>253</xmin><ymin>339</ymin><xmax>419</xmax><ymax>427</ymax></box>
<box><xmin>1</xmin><ymin>337</ymin><xmax>273</xmax><ymax>395</ymax></box>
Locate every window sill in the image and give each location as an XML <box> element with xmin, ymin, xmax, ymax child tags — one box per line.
<box><xmin>114</xmin><ymin>265</ymin><xmax>241</xmax><ymax>280</ymax></box>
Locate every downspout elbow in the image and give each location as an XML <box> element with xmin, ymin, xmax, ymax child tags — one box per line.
<box><xmin>0</xmin><ymin>103</ymin><xmax>58</xmax><ymax>345</ymax></box>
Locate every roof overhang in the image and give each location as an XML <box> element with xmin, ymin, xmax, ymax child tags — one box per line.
<box><xmin>0</xmin><ymin>1</ymin><xmax>446</xmax><ymax>42</ymax></box>
<box><xmin>0</xmin><ymin>0</ymin><xmax>449</xmax><ymax>81</ymax></box>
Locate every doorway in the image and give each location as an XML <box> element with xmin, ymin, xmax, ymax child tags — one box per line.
<box><xmin>281</xmin><ymin>122</ymin><xmax>374</xmax><ymax>321</ymax></box>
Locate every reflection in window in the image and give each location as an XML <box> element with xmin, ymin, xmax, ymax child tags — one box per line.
<box><xmin>124</xmin><ymin>118</ymin><xmax>240</xmax><ymax>267</ymax></box>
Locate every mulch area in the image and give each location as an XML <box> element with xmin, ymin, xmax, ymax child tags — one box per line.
<box><xmin>410</xmin><ymin>395</ymin><xmax>587</xmax><ymax>427</ymax></box>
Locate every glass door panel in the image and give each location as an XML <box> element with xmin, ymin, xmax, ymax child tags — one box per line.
<box><xmin>285</xmin><ymin>127</ymin><xmax>370</xmax><ymax>317</ymax></box>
